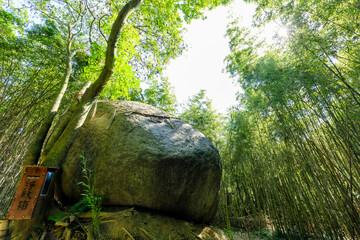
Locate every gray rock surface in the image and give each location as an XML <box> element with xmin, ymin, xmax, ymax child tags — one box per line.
<box><xmin>60</xmin><ymin>101</ymin><xmax>222</xmax><ymax>222</ymax></box>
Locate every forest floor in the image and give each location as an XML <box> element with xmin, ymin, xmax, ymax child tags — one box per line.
<box><xmin>233</xmin><ymin>233</ymin><xmax>262</xmax><ymax>240</ymax></box>
<box><xmin>26</xmin><ymin>206</ymin><xmax>265</xmax><ymax>240</ymax></box>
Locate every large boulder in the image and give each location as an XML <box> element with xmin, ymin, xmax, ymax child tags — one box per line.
<box><xmin>60</xmin><ymin>101</ymin><xmax>221</xmax><ymax>222</ymax></box>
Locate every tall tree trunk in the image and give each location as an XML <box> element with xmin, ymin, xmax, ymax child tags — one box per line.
<box><xmin>24</xmin><ymin>45</ymin><xmax>73</xmax><ymax>166</ymax></box>
<box><xmin>10</xmin><ymin>2</ymin><xmax>143</xmax><ymax>239</ymax></box>
<box><xmin>40</xmin><ymin>0</ymin><xmax>143</xmax><ymax>167</ymax></box>
<box><xmin>41</xmin><ymin>81</ymin><xmax>91</xmax><ymax>161</ymax></box>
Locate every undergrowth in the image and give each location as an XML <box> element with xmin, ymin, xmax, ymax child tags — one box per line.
<box><xmin>77</xmin><ymin>154</ymin><xmax>103</xmax><ymax>237</ymax></box>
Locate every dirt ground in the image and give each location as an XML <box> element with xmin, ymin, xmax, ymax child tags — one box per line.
<box><xmin>12</xmin><ymin>206</ymin><xmax>264</xmax><ymax>240</ymax></box>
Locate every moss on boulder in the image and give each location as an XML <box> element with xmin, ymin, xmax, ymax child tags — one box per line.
<box><xmin>60</xmin><ymin>101</ymin><xmax>222</xmax><ymax>223</ymax></box>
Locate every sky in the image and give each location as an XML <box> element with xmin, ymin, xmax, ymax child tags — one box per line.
<box><xmin>164</xmin><ymin>1</ymin><xmax>287</xmax><ymax>114</ymax></box>
<box><xmin>15</xmin><ymin>0</ymin><xmax>285</xmax><ymax>115</ymax></box>
<box><xmin>164</xmin><ymin>1</ymin><xmax>256</xmax><ymax>114</ymax></box>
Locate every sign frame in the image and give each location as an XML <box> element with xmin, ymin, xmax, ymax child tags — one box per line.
<box><xmin>6</xmin><ymin>166</ymin><xmax>57</xmax><ymax>220</ymax></box>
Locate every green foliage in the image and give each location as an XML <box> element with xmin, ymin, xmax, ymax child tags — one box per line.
<box><xmin>0</xmin><ymin>5</ymin><xmax>72</xmax><ymax>216</ymax></box>
<box><xmin>221</xmin><ymin>2</ymin><xmax>360</xmax><ymax>238</ymax></box>
<box><xmin>69</xmin><ymin>198</ymin><xmax>91</xmax><ymax>214</ymax></box>
<box><xmin>100</xmin><ymin>0</ymin><xmax>232</xmax><ymax>100</ymax></box>
<box><xmin>47</xmin><ymin>192</ymin><xmax>92</xmax><ymax>225</ymax></box>
<box><xmin>48</xmin><ymin>212</ymin><xmax>69</xmax><ymax>223</ymax></box>
<box><xmin>129</xmin><ymin>76</ymin><xmax>177</xmax><ymax>114</ymax></box>
<box><xmin>223</xmin><ymin>228</ymin><xmax>235</xmax><ymax>239</ymax></box>
<box><xmin>142</xmin><ymin>77</ymin><xmax>177</xmax><ymax>114</ymax></box>
<box><xmin>77</xmin><ymin>154</ymin><xmax>102</xmax><ymax>236</ymax></box>
<box><xmin>179</xmin><ymin>90</ymin><xmax>224</xmax><ymax>145</ymax></box>
<box><xmin>0</xmin><ymin>0</ymin><xmax>231</xmax><ymax>216</ymax></box>
<box><xmin>0</xmin><ymin>8</ymin><xmax>25</xmax><ymax>41</ymax></box>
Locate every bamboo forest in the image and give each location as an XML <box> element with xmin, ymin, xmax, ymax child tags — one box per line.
<box><xmin>0</xmin><ymin>0</ymin><xmax>359</xmax><ymax>239</ymax></box>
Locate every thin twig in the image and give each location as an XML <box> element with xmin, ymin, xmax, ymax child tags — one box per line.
<box><xmin>122</xmin><ymin>227</ymin><xmax>135</xmax><ymax>240</ymax></box>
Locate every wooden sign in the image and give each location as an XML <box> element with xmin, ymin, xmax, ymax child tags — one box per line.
<box><xmin>6</xmin><ymin>166</ymin><xmax>50</xmax><ymax>219</ymax></box>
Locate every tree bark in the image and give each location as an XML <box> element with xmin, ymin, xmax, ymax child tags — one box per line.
<box><xmin>24</xmin><ymin>45</ymin><xmax>73</xmax><ymax>166</ymax></box>
<box><xmin>41</xmin><ymin>81</ymin><xmax>91</xmax><ymax>161</ymax></box>
<box><xmin>40</xmin><ymin>0</ymin><xmax>143</xmax><ymax>167</ymax></box>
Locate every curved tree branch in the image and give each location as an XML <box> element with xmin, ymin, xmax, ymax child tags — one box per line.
<box><xmin>41</xmin><ymin>0</ymin><xmax>143</xmax><ymax>167</ymax></box>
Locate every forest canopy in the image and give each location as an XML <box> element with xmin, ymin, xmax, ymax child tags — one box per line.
<box><xmin>0</xmin><ymin>0</ymin><xmax>230</xmax><ymax>217</ymax></box>
<box><xmin>221</xmin><ymin>0</ymin><xmax>360</xmax><ymax>238</ymax></box>
<box><xmin>1</xmin><ymin>0</ymin><xmax>360</xmax><ymax>239</ymax></box>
